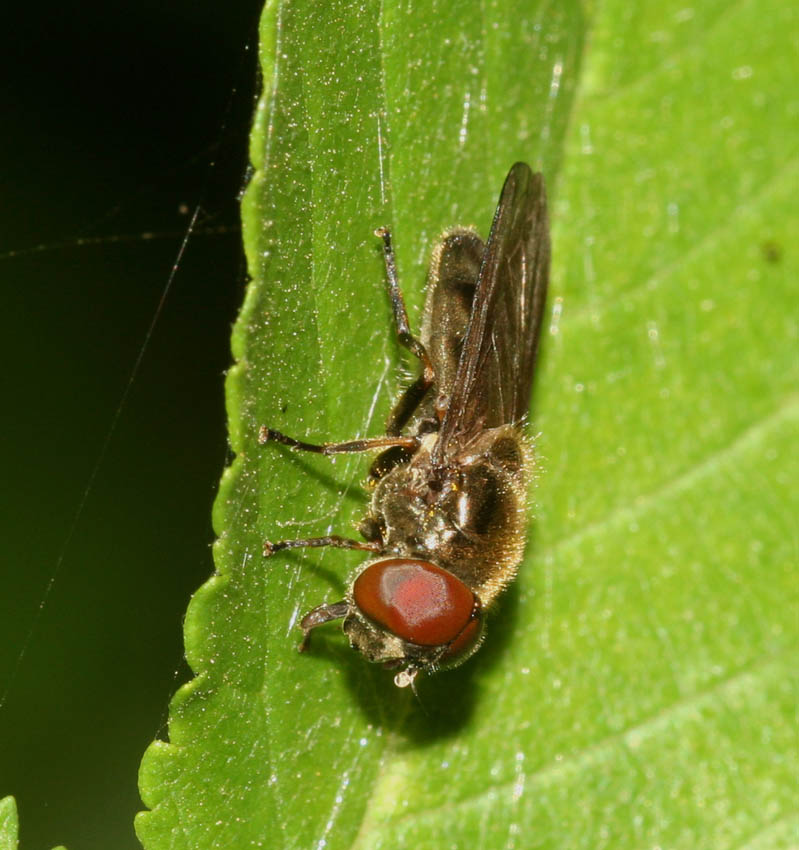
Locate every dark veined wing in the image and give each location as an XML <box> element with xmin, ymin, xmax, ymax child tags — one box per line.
<box><xmin>432</xmin><ymin>162</ymin><xmax>549</xmax><ymax>465</ymax></box>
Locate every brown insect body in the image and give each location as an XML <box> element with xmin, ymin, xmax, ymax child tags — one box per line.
<box><xmin>261</xmin><ymin>163</ymin><xmax>550</xmax><ymax>687</ymax></box>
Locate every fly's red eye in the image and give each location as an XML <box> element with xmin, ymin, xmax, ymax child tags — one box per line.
<box><xmin>440</xmin><ymin>615</ymin><xmax>482</xmax><ymax>662</ymax></box>
<box><xmin>353</xmin><ymin>558</ymin><xmax>476</xmax><ymax>646</ymax></box>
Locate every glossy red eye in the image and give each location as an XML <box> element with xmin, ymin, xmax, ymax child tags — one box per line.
<box><xmin>440</xmin><ymin>615</ymin><xmax>482</xmax><ymax>662</ymax></box>
<box><xmin>353</xmin><ymin>558</ymin><xmax>476</xmax><ymax>646</ymax></box>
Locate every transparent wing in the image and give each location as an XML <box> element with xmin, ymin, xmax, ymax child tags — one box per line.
<box><xmin>432</xmin><ymin>162</ymin><xmax>550</xmax><ymax>464</ymax></box>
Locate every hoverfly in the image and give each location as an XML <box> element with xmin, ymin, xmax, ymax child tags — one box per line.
<box><xmin>260</xmin><ymin>162</ymin><xmax>549</xmax><ymax>688</ymax></box>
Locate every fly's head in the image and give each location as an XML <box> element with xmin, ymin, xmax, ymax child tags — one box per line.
<box><xmin>301</xmin><ymin>557</ymin><xmax>484</xmax><ymax>688</ymax></box>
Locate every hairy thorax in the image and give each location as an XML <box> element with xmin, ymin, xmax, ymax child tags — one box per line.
<box><xmin>367</xmin><ymin>425</ymin><xmax>530</xmax><ymax>606</ymax></box>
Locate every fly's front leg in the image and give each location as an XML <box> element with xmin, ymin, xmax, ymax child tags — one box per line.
<box><xmin>298</xmin><ymin>601</ymin><xmax>350</xmax><ymax>652</ymax></box>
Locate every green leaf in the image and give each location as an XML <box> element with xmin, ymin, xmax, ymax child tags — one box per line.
<box><xmin>0</xmin><ymin>798</ymin><xmax>18</xmax><ymax>850</ymax></box>
<box><xmin>0</xmin><ymin>797</ymin><xmax>67</xmax><ymax>850</ymax></box>
<box><xmin>137</xmin><ymin>1</ymin><xmax>799</xmax><ymax>848</ymax></box>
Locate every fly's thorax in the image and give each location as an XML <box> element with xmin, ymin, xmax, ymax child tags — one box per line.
<box><xmin>368</xmin><ymin>425</ymin><xmax>530</xmax><ymax>605</ymax></box>
<box><xmin>366</xmin><ymin>432</ymin><xmax>439</xmax><ymax>554</ymax></box>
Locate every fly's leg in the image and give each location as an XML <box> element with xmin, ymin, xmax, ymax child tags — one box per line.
<box><xmin>259</xmin><ymin>428</ymin><xmax>419</xmax><ymax>455</ymax></box>
<box><xmin>259</xmin><ymin>430</ymin><xmax>399</xmax><ymax>555</ymax></box>
<box><xmin>259</xmin><ymin>227</ymin><xmax>431</xmax><ymax>462</ymax></box>
<box><xmin>259</xmin><ymin>228</ymin><xmax>435</xmax><ymax>557</ymax></box>
<box><xmin>298</xmin><ymin>601</ymin><xmax>350</xmax><ymax>652</ymax></box>
<box><xmin>375</xmin><ymin>227</ymin><xmax>437</xmax><ymax>435</ymax></box>
<box><xmin>263</xmin><ymin>535</ymin><xmax>381</xmax><ymax>650</ymax></box>
<box><xmin>262</xmin><ymin>535</ymin><xmax>381</xmax><ymax>557</ymax></box>
<box><xmin>262</xmin><ymin>535</ymin><xmax>381</xmax><ymax>650</ymax></box>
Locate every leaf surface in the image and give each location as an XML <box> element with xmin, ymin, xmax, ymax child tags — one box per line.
<box><xmin>137</xmin><ymin>1</ymin><xmax>799</xmax><ymax>848</ymax></box>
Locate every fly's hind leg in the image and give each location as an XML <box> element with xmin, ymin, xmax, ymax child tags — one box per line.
<box><xmin>375</xmin><ymin>227</ymin><xmax>437</xmax><ymax>435</ymax></box>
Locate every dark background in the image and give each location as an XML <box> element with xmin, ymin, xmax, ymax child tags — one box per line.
<box><xmin>0</xmin><ymin>2</ymin><xmax>263</xmax><ymax>848</ymax></box>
